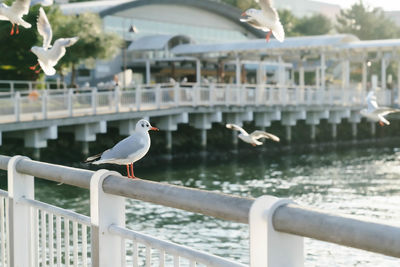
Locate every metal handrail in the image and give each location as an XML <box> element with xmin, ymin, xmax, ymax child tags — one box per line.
<box><xmin>0</xmin><ymin>155</ymin><xmax>400</xmax><ymax>258</ymax></box>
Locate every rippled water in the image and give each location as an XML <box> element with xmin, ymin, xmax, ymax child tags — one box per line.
<box><xmin>6</xmin><ymin>145</ymin><xmax>400</xmax><ymax>266</ymax></box>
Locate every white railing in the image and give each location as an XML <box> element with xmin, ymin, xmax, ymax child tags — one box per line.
<box><xmin>0</xmin><ymin>155</ymin><xmax>400</xmax><ymax>266</ymax></box>
<box><xmin>0</xmin><ymin>80</ymin><xmax>67</xmax><ymax>95</ymax></box>
<box><xmin>0</xmin><ymin>83</ymin><xmax>391</xmax><ymax>124</ymax></box>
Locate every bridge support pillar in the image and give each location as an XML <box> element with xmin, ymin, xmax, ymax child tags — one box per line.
<box><xmin>75</xmin><ymin>121</ymin><xmax>107</xmax><ymax>142</ymax></box>
<box><xmin>282</xmin><ymin>109</ymin><xmax>306</xmax><ymax>143</ymax></box>
<box><xmin>370</xmin><ymin>122</ymin><xmax>376</xmax><ymax>137</ymax></box>
<box><xmin>310</xmin><ymin>125</ymin><xmax>316</xmax><ymax>141</ymax></box>
<box><xmin>349</xmin><ymin>110</ymin><xmax>362</xmax><ymax>139</ymax></box>
<box><xmin>90</xmin><ymin>170</ymin><xmax>125</xmax><ymax>267</ymax></box>
<box><xmin>190</xmin><ymin>112</ymin><xmax>222</xmax><ymax>149</ymax></box>
<box><xmin>332</xmin><ymin>124</ymin><xmax>337</xmax><ymax>140</ymax></box>
<box><xmin>306</xmin><ymin>110</ymin><xmax>329</xmax><ymax>141</ymax></box>
<box><xmin>23</xmin><ymin>126</ymin><xmax>58</xmax><ymax>148</ymax></box>
<box><xmin>250</xmin><ymin>196</ymin><xmax>303</xmax><ymax>267</ymax></box>
<box><xmin>153</xmin><ymin>113</ymin><xmax>189</xmax><ymax>151</ymax></box>
<box><xmin>254</xmin><ymin>110</ymin><xmax>281</xmax><ymax>128</ymax></box>
<box><xmin>166</xmin><ymin>130</ymin><xmax>172</xmax><ymax>153</ymax></box>
<box><xmin>8</xmin><ymin>156</ymin><xmax>34</xmax><ymax>267</ymax></box>
<box><xmin>328</xmin><ymin>109</ymin><xmax>350</xmax><ymax>140</ymax></box>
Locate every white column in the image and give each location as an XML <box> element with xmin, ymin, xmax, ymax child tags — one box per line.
<box><xmin>256</xmin><ymin>62</ymin><xmax>265</xmax><ymax>85</ymax></box>
<box><xmin>166</xmin><ymin>130</ymin><xmax>172</xmax><ymax>152</ymax></box>
<box><xmin>352</xmin><ymin>123</ymin><xmax>357</xmax><ymax>139</ymax></box>
<box><xmin>397</xmin><ymin>60</ymin><xmax>400</xmax><ymax>105</ymax></box>
<box><xmin>362</xmin><ymin>61</ymin><xmax>367</xmax><ymax>92</ymax></box>
<box><xmin>14</xmin><ymin>91</ymin><xmax>20</xmax><ymax>122</ymax></box>
<box><xmin>310</xmin><ymin>125</ymin><xmax>316</xmax><ymax>141</ymax></box>
<box><xmin>41</xmin><ymin>90</ymin><xmax>48</xmax><ymax>119</ymax></box>
<box><xmin>342</xmin><ymin>60</ymin><xmax>350</xmax><ymax>89</ymax></box>
<box><xmin>145</xmin><ymin>60</ymin><xmax>151</xmax><ymax>84</ymax></box>
<box><xmin>196</xmin><ymin>59</ymin><xmax>201</xmax><ymax>83</ymax></box>
<box><xmin>8</xmin><ymin>156</ymin><xmax>34</xmax><ymax>267</ymax></box>
<box><xmin>235</xmin><ymin>56</ymin><xmax>241</xmax><ymax>85</ymax></box>
<box><xmin>90</xmin><ymin>170</ymin><xmax>125</xmax><ymax>267</ymax></box>
<box><xmin>315</xmin><ymin>67</ymin><xmax>320</xmax><ymax>88</ymax></box>
<box><xmin>68</xmin><ymin>89</ymin><xmax>73</xmax><ymax>117</ymax></box>
<box><xmin>249</xmin><ymin>196</ymin><xmax>303</xmax><ymax>266</ymax></box>
<box><xmin>299</xmin><ymin>63</ymin><xmax>305</xmax><ymax>88</ymax></box>
<box><xmin>321</xmin><ymin>53</ymin><xmax>326</xmax><ymax>90</ymax></box>
<box><xmin>278</xmin><ymin>56</ymin><xmax>285</xmax><ymax>86</ymax></box>
<box><xmin>286</xmin><ymin>125</ymin><xmax>292</xmax><ymax>143</ymax></box>
<box><xmin>91</xmin><ymin>88</ymin><xmax>98</xmax><ymax>115</ymax></box>
<box><xmin>381</xmin><ymin>57</ymin><xmax>387</xmax><ymax>90</ymax></box>
<box><xmin>200</xmin><ymin>129</ymin><xmax>207</xmax><ymax>148</ymax></box>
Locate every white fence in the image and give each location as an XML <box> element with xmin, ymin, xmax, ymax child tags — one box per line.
<box><xmin>0</xmin><ymin>83</ymin><xmax>392</xmax><ymax>124</ymax></box>
<box><xmin>0</xmin><ymin>155</ymin><xmax>400</xmax><ymax>266</ymax></box>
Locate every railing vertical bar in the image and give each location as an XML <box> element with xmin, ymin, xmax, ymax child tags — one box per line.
<box><xmin>65</xmin><ymin>218</ymin><xmax>70</xmax><ymax>267</ymax></box>
<box><xmin>132</xmin><ymin>241</ymin><xmax>138</xmax><ymax>267</ymax></box>
<box><xmin>0</xmin><ymin>197</ymin><xmax>5</xmax><ymax>267</ymax></box>
<box><xmin>145</xmin><ymin>245</ymin><xmax>151</xmax><ymax>267</ymax></box>
<box><xmin>121</xmin><ymin>238</ymin><xmax>126</xmax><ymax>267</ymax></box>
<box><xmin>189</xmin><ymin>260</ymin><xmax>196</xmax><ymax>267</ymax></box>
<box><xmin>34</xmin><ymin>208</ymin><xmax>39</xmax><ymax>267</ymax></box>
<box><xmin>82</xmin><ymin>225</ymin><xmax>87</xmax><ymax>267</ymax></box>
<box><xmin>49</xmin><ymin>213</ymin><xmax>54</xmax><ymax>267</ymax></box>
<box><xmin>56</xmin><ymin>216</ymin><xmax>61</xmax><ymax>267</ymax></box>
<box><xmin>174</xmin><ymin>255</ymin><xmax>179</xmax><ymax>267</ymax></box>
<box><xmin>73</xmin><ymin>221</ymin><xmax>78</xmax><ymax>265</ymax></box>
<box><xmin>159</xmin><ymin>249</ymin><xmax>165</xmax><ymax>267</ymax></box>
<box><xmin>41</xmin><ymin>210</ymin><xmax>47</xmax><ymax>266</ymax></box>
<box><xmin>5</xmin><ymin>198</ymin><xmax>9</xmax><ymax>267</ymax></box>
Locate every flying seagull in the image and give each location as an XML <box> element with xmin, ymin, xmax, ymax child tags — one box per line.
<box><xmin>85</xmin><ymin>119</ymin><xmax>159</xmax><ymax>179</ymax></box>
<box><xmin>0</xmin><ymin>0</ymin><xmax>31</xmax><ymax>35</ymax></box>
<box><xmin>240</xmin><ymin>0</ymin><xmax>285</xmax><ymax>42</ymax></box>
<box><xmin>30</xmin><ymin>7</ymin><xmax>78</xmax><ymax>75</ymax></box>
<box><xmin>226</xmin><ymin>123</ymin><xmax>280</xmax><ymax>146</ymax></box>
<box><xmin>360</xmin><ymin>91</ymin><xmax>400</xmax><ymax>126</ymax></box>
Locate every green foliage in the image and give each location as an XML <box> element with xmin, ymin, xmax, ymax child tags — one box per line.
<box><xmin>336</xmin><ymin>0</ymin><xmax>400</xmax><ymax>40</ymax></box>
<box><xmin>278</xmin><ymin>9</ymin><xmax>298</xmax><ymax>37</ymax></box>
<box><xmin>294</xmin><ymin>14</ymin><xmax>332</xmax><ymax>36</ymax></box>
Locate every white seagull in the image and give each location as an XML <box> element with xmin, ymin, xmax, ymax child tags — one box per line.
<box><xmin>30</xmin><ymin>7</ymin><xmax>78</xmax><ymax>76</ymax></box>
<box><xmin>360</xmin><ymin>91</ymin><xmax>400</xmax><ymax>126</ymax></box>
<box><xmin>85</xmin><ymin>119</ymin><xmax>159</xmax><ymax>179</ymax></box>
<box><xmin>240</xmin><ymin>0</ymin><xmax>285</xmax><ymax>42</ymax></box>
<box><xmin>0</xmin><ymin>0</ymin><xmax>31</xmax><ymax>35</ymax></box>
<box><xmin>226</xmin><ymin>123</ymin><xmax>280</xmax><ymax>146</ymax></box>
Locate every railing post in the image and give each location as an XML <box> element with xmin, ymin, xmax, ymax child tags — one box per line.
<box><xmin>8</xmin><ymin>156</ymin><xmax>34</xmax><ymax>267</ymax></box>
<box><xmin>114</xmin><ymin>86</ymin><xmax>120</xmax><ymax>113</ymax></box>
<box><xmin>156</xmin><ymin>85</ymin><xmax>161</xmax><ymax>109</ymax></box>
<box><xmin>42</xmin><ymin>90</ymin><xmax>48</xmax><ymax>119</ymax></box>
<box><xmin>249</xmin><ymin>195</ymin><xmax>303</xmax><ymax>267</ymax></box>
<box><xmin>14</xmin><ymin>91</ymin><xmax>21</xmax><ymax>122</ymax></box>
<box><xmin>90</xmin><ymin>170</ymin><xmax>125</xmax><ymax>267</ymax></box>
<box><xmin>136</xmin><ymin>85</ymin><xmax>141</xmax><ymax>111</ymax></box>
<box><xmin>174</xmin><ymin>84</ymin><xmax>179</xmax><ymax>107</ymax></box>
<box><xmin>92</xmin><ymin>87</ymin><xmax>98</xmax><ymax>115</ymax></box>
<box><xmin>67</xmin><ymin>89</ymin><xmax>73</xmax><ymax>117</ymax></box>
<box><xmin>10</xmin><ymin>82</ymin><xmax>14</xmax><ymax>94</ymax></box>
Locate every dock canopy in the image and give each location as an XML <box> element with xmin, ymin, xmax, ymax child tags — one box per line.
<box><xmin>128</xmin><ymin>34</ymin><xmax>194</xmax><ymax>52</ymax></box>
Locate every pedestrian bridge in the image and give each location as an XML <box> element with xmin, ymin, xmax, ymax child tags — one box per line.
<box><xmin>0</xmin><ymin>81</ymin><xmax>391</xmax><ymax>153</ymax></box>
<box><xmin>0</xmin><ymin>154</ymin><xmax>399</xmax><ymax>266</ymax></box>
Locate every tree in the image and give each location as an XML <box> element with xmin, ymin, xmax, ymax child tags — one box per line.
<box><xmin>278</xmin><ymin>9</ymin><xmax>299</xmax><ymax>37</ymax></box>
<box><xmin>294</xmin><ymin>14</ymin><xmax>332</xmax><ymax>36</ymax></box>
<box><xmin>336</xmin><ymin>0</ymin><xmax>400</xmax><ymax>40</ymax></box>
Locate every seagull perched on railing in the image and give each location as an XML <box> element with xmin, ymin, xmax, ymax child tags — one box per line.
<box><xmin>360</xmin><ymin>91</ymin><xmax>400</xmax><ymax>126</ymax></box>
<box><xmin>85</xmin><ymin>119</ymin><xmax>159</xmax><ymax>179</ymax></box>
<box><xmin>240</xmin><ymin>0</ymin><xmax>285</xmax><ymax>42</ymax></box>
<box><xmin>0</xmin><ymin>0</ymin><xmax>32</xmax><ymax>35</ymax></box>
<box><xmin>226</xmin><ymin>123</ymin><xmax>280</xmax><ymax>146</ymax></box>
<box><xmin>30</xmin><ymin>7</ymin><xmax>78</xmax><ymax>75</ymax></box>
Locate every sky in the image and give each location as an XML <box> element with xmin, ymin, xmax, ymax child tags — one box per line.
<box><xmin>317</xmin><ymin>0</ymin><xmax>400</xmax><ymax>11</ymax></box>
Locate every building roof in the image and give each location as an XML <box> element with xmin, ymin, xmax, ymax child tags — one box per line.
<box><xmin>342</xmin><ymin>39</ymin><xmax>400</xmax><ymax>52</ymax></box>
<box><xmin>171</xmin><ymin>34</ymin><xmax>360</xmax><ymax>56</ymax></box>
<box><xmin>60</xmin><ymin>0</ymin><xmax>131</xmax><ymax>15</ymax></box>
<box><xmin>128</xmin><ymin>34</ymin><xmax>193</xmax><ymax>51</ymax></box>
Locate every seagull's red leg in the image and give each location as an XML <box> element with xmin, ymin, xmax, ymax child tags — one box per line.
<box><xmin>35</xmin><ymin>69</ymin><xmax>41</xmax><ymax>74</ymax></box>
<box><xmin>126</xmin><ymin>164</ymin><xmax>131</xmax><ymax>178</ymax></box>
<box><xmin>30</xmin><ymin>63</ymin><xmax>39</xmax><ymax>70</ymax></box>
<box><xmin>16</xmin><ymin>25</ymin><xmax>19</xmax><ymax>35</ymax></box>
<box><xmin>265</xmin><ymin>31</ymin><xmax>272</xmax><ymax>42</ymax></box>
<box><xmin>10</xmin><ymin>24</ymin><xmax>14</xmax><ymax>36</ymax></box>
<box><xmin>379</xmin><ymin>121</ymin><xmax>385</xmax><ymax>127</ymax></box>
<box><xmin>251</xmin><ymin>143</ymin><xmax>257</xmax><ymax>147</ymax></box>
<box><xmin>130</xmin><ymin>163</ymin><xmax>137</xmax><ymax>179</ymax></box>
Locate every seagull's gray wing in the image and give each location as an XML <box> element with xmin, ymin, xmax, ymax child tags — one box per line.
<box><xmin>366</xmin><ymin>91</ymin><xmax>378</xmax><ymax>111</ymax></box>
<box><xmin>101</xmin><ymin>134</ymin><xmax>146</xmax><ymax>161</ymax></box>
<box><xmin>37</xmin><ymin>7</ymin><xmax>52</xmax><ymax>50</ymax></box>
<box><xmin>250</xmin><ymin>130</ymin><xmax>280</xmax><ymax>142</ymax></box>
<box><xmin>10</xmin><ymin>0</ymin><xmax>31</xmax><ymax>17</ymax></box>
<box><xmin>373</xmin><ymin>107</ymin><xmax>400</xmax><ymax>116</ymax></box>
<box><xmin>31</xmin><ymin>0</ymin><xmax>53</xmax><ymax>6</ymax></box>
<box><xmin>226</xmin><ymin>123</ymin><xmax>248</xmax><ymax>136</ymax></box>
<box><xmin>48</xmin><ymin>37</ymin><xmax>78</xmax><ymax>63</ymax></box>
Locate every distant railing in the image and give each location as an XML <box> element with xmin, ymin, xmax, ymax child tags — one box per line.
<box><xmin>0</xmin><ymin>155</ymin><xmax>399</xmax><ymax>266</ymax></box>
<box><xmin>0</xmin><ymin>82</ymin><xmax>387</xmax><ymax>124</ymax></box>
<box><xmin>0</xmin><ymin>80</ymin><xmax>67</xmax><ymax>94</ymax></box>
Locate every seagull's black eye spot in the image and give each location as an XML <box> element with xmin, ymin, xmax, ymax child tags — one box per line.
<box><xmin>146</xmin><ymin>124</ymin><xmax>149</xmax><ymax>127</ymax></box>
<box><xmin>141</xmin><ymin>124</ymin><xmax>144</xmax><ymax>127</ymax></box>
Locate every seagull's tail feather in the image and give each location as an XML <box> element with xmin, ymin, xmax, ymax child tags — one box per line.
<box><xmin>84</xmin><ymin>153</ymin><xmax>102</xmax><ymax>163</ymax></box>
<box><xmin>272</xmin><ymin>21</ymin><xmax>285</xmax><ymax>42</ymax></box>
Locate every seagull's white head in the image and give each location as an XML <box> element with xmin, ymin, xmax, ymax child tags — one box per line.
<box><xmin>135</xmin><ymin>119</ymin><xmax>159</xmax><ymax>133</ymax></box>
<box><xmin>241</xmin><ymin>8</ymin><xmax>258</xmax><ymax>18</ymax></box>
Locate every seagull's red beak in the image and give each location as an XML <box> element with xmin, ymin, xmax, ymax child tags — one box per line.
<box><xmin>241</xmin><ymin>12</ymin><xmax>246</xmax><ymax>16</ymax></box>
<box><xmin>150</xmin><ymin>127</ymin><xmax>159</xmax><ymax>131</ymax></box>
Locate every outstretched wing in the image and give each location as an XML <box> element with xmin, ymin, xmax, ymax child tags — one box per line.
<box><xmin>226</xmin><ymin>123</ymin><xmax>248</xmax><ymax>136</ymax></box>
<box><xmin>366</xmin><ymin>91</ymin><xmax>378</xmax><ymax>112</ymax></box>
<box><xmin>256</xmin><ymin>0</ymin><xmax>279</xmax><ymax>20</ymax></box>
<box><xmin>37</xmin><ymin>7</ymin><xmax>52</xmax><ymax>50</ymax></box>
<box><xmin>373</xmin><ymin>107</ymin><xmax>400</xmax><ymax>116</ymax></box>
<box><xmin>250</xmin><ymin>130</ymin><xmax>280</xmax><ymax>142</ymax></box>
<box><xmin>48</xmin><ymin>37</ymin><xmax>78</xmax><ymax>63</ymax></box>
<box><xmin>10</xmin><ymin>0</ymin><xmax>31</xmax><ymax>17</ymax></box>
